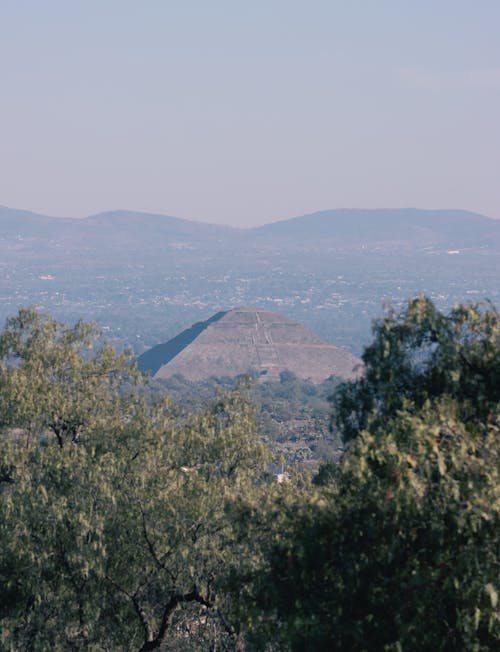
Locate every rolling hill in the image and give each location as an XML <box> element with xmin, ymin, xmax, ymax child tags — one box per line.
<box><xmin>250</xmin><ymin>208</ymin><xmax>500</xmax><ymax>249</ymax></box>
<box><xmin>1</xmin><ymin>205</ymin><xmax>499</xmax><ymax>252</ymax></box>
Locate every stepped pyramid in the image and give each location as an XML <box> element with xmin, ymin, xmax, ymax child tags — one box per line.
<box><xmin>138</xmin><ymin>308</ymin><xmax>362</xmax><ymax>383</ymax></box>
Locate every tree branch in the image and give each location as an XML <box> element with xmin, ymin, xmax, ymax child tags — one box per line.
<box><xmin>132</xmin><ymin>593</ymin><xmax>155</xmax><ymax>645</ymax></box>
<box><xmin>137</xmin><ymin>589</ymin><xmax>211</xmax><ymax>652</ymax></box>
<box><xmin>140</xmin><ymin>507</ymin><xmax>169</xmax><ymax>571</ymax></box>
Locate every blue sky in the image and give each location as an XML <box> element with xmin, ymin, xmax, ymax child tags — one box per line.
<box><xmin>1</xmin><ymin>1</ymin><xmax>499</xmax><ymax>225</ymax></box>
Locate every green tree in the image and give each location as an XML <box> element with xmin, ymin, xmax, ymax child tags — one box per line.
<box><xmin>332</xmin><ymin>295</ymin><xmax>499</xmax><ymax>441</ymax></box>
<box><xmin>0</xmin><ymin>309</ymin><xmax>268</xmax><ymax>651</ymax></box>
<box><xmin>0</xmin><ymin>307</ymin><xmax>138</xmax><ymax>448</ymax></box>
<box><xmin>240</xmin><ymin>401</ymin><xmax>499</xmax><ymax>651</ymax></box>
<box><xmin>231</xmin><ymin>297</ymin><xmax>500</xmax><ymax>651</ymax></box>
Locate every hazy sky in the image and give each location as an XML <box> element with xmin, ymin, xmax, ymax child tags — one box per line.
<box><xmin>1</xmin><ymin>1</ymin><xmax>499</xmax><ymax>226</ymax></box>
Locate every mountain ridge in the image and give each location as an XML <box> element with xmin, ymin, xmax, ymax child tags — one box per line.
<box><xmin>2</xmin><ymin>205</ymin><xmax>500</xmax><ymax>251</ymax></box>
<box><xmin>1</xmin><ymin>204</ymin><xmax>499</xmax><ymax>229</ymax></box>
<box><xmin>249</xmin><ymin>208</ymin><xmax>500</xmax><ymax>249</ymax></box>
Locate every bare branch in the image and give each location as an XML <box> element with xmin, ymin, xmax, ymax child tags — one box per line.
<box><xmin>137</xmin><ymin>588</ymin><xmax>211</xmax><ymax>652</ymax></box>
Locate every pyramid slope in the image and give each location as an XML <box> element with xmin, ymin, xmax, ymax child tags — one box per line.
<box><xmin>137</xmin><ymin>311</ymin><xmax>227</xmax><ymax>376</ymax></box>
<box><xmin>145</xmin><ymin>308</ymin><xmax>361</xmax><ymax>383</ymax></box>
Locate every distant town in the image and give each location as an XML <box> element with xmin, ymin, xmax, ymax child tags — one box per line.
<box><xmin>1</xmin><ymin>207</ymin><xmax>499</xmax><ymax>356</ymax></box>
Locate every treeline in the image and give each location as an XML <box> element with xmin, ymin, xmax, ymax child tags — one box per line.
<box><xmin>153</xmin><ymin>372</ymin><xmax>344</xmax><ymax>466</ymax></box>
<box><xmin>0</xmin><ymin>296</ymin><xmax>498</xmax><ymax>650</ymax></box>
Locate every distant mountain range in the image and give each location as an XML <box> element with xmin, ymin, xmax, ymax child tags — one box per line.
<box><xmin>251</xmin><ymin>208</ymin><xmax>500</xmax><ymax>250</ymax></box>
<box><xmin>1</xmin><ymin>205</ymin><xmax>500</xmax><ymax>253</ymax></box>
<box><xmin>2</xmin><ymin>204</ymin><xmax>499</xmax><ymax>358</ymax></box>
<box><xmin>0</xmin><ymin>206</ymin><xmax>233</xmax><ymax>247</ymax></box>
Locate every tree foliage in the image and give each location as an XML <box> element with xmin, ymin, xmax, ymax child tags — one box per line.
<box><xmin>231</xmin><ymin>297</ymin><xmax>500</xmax><ymax>651</ymax></box>
<box><xmin>154</xmin><ymin>371</ymin><xmax>343</xmax><ymax>463</ymax></box>
<box><xmin>239</xmin><ymin>401</ymin><xmax>499</xmax><ymax>650</ymax></box>
<box><xmin>1</xmin><ymin>299</ymin><xmax>499</xmax><ymax>651</ymax></box>
<box><xmin>0</xmin><ymin>308</ymin><xmax>138</xmax><ymax>448</ymax></box>
<box><xmin>333</xmin><ymin>295</ymin><xmax>499</xmax><ymax>441</ymax></box>
<box><xmin>0</xmin><ymin>309</ymin><xmax>268</xmax><ymax>651</ymax></box>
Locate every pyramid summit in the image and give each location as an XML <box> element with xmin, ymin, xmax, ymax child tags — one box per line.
<box><xmin>138</xmin><ymin>308</ymin><xmax>361</xmax><ymax>383</ymax></box>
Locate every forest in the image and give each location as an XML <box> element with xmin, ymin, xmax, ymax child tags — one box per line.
<box><xmin>0</xmin><ymin>295</ymin><xmax>498</xmax><ymax>651</ymax></box>
<box><xmin>153</xmin><ymin>372</ymin><xmax>344</xmax><ymax>468</ymax></box>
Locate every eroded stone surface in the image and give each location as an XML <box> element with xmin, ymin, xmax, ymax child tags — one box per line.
<box><xmin>141</xmin><ymin>308</ymin><xmax>362</xmax><ymax>383</ymax></box>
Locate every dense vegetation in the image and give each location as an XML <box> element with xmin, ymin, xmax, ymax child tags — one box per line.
<box><xmin>154</xmin><ymin>372</ymin><xmax>344</xmax><ymax>466</ymax></box>
<box><xmin>0</xmin><ymin>296</ymin><xmax>498</xmax><ymax>650</ymax></box>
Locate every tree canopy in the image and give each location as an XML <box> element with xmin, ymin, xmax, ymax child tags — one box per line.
<box><xmin>0</xmin><ymin>299</ymin><xmax>499</xmax><ymax>650</ymax></box>
<box><xmin>231</xmin><ymin>297</ymin><xmax>500</xmax><ymax>651</ymax></box>
<box><xmin>0</xmin><ymin>309</ymin><xmax>268</xmax><ymax>650</ymax></box>
<box><xmin>332</xmin><ymin>294</ymin><xmax>499</xmax><ymax>441</ymax></box>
